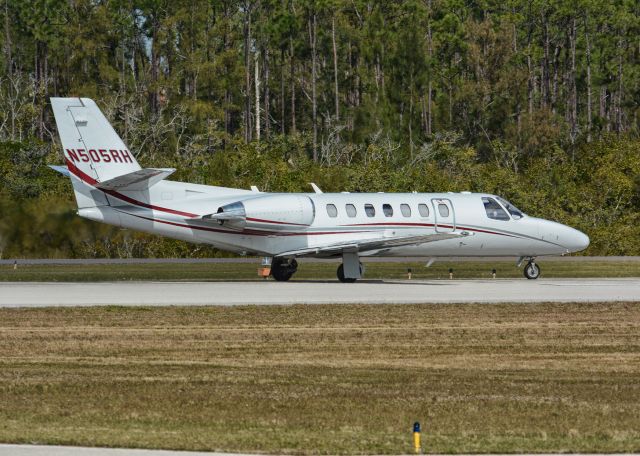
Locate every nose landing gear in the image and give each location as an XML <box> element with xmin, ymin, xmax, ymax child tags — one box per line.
<box><xmin>270</xmin><ymin>257</ymin><xmax>298</xmax><ymax>282</ymax></box>
<box><xmin>523</xmin><ymin>260</ymin><xmax>541</xmax><ymax>280</ymax></box>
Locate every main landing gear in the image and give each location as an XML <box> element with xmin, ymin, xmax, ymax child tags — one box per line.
<box><xmin>337</xmin><ymin>262</ymin><xmax>364</xmax><ymax>283</ymax></box>
<box><xmin>270</xmin><ymin>257</ymin><xmax>298</xmax><ymax>282</ymax></box>
<box><xmin>337</xmin><ymin>252</ymin><xmax>364</xmax><ymax>283</ymax></box>
<box><xmin>523</xmin><ymin>259</ymin><xmax>541</xmax><ymax>280</ymax></box>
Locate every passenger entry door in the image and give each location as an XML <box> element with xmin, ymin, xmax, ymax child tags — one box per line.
<box><xmin>432</xmin><ymin>198</ymin><xmax>455</xmax><ymax>233</ymax></box>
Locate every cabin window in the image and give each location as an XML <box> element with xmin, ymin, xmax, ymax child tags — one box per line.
<box><xmin>438</xmin><ymin>203</ymin><xmax>450</xmax><ymax>217</ymax></box>
<box><xmin>418</xmin><ymin>203</ymin><xmax>429</xmax><ymax>217</ymax></box>
<box><xmin>326</xmin><ymin>204</ymin><xmax>338</xmax><ymax>218</ymax></box>
<box><xmin>400</xmin><ymin>204</ymin><xmax>411</xmax><ymax>217</ymax></box>
<box><xmin>482</xmin><ymin>197</ymin><xmax>509</xmax><ymax>221</ymax></box>
<box><xmin>345</xmin><ymin>204</ymin><xmax>357</xmax><ymax>217</ymax></box>
<box><xmin>364</xmin><ymin>204</ymin><xmax>376</xmax><ymax>217</ymax></box>
<box><xmin>383</xmin><ymin>203</ymin><xmax>393</xmax><ymax>217</ymax></box>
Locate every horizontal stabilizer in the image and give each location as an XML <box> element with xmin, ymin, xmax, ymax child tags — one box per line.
<box><xmin>48</xmin><ymin>165</ymin><xmax>70</xmax><ymax>177</ymax></box>
<box><xmin>96</xmin><ymin>168</ymin><xmax>175</xmax><ymax>191</ymax></box>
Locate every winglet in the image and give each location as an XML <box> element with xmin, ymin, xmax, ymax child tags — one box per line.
<box><xmin>310</xmin><ymin>182</ymin><xmax>323</xmax><ymax>193</ymax></box>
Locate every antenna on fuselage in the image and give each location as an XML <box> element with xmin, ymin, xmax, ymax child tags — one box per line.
<box><xmin>309</xmin><ymin>183</ymin><xmax>323</xmax><ymax>194</ymax></box>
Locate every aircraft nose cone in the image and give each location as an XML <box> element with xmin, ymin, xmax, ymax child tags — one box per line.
<box><xmin>565</xmin><ymin>227</ymin><xmax>590</xmax><ymax>253</ymax></box>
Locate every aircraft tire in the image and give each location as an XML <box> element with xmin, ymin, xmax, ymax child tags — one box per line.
<box><xmin>523</xmin><ymin>261</ymin><xmax>540</xmax><ymax>280</ymax></box>
<box><xmin>271</xmin><ymin>258</ymin><xmax>297</xmax><ymax>282</ymax></box>
<box><xmin>272</xmin><ymin>269</ymin><xmax>293</xmax><ymax>282</ymax></box>
<box><xmin>337</xmin><ymin>263</ymin><xmax>358</xmax><ymax>283</ymax></box>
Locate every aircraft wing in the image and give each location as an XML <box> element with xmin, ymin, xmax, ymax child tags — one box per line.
<box><xmin>277</xmin><ymin>231</ymin><xmax>465</xmax><ymax>257</ymax></box>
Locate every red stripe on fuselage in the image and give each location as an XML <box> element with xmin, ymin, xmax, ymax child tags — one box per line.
<box><xmin>65</xmin><ymin>158</ymin><xmax>198</xmax><ymax>218</ymax></box>
<box><xmin>65</xmin><ymin>158</ymin><xmax>98</xmax><ymax>185</ymax></box>
<box><xmin>126</xmin><ymin>212</ymin><xmax>372</xmax><ymax>237</ymax></box>
<box><xmin>246</xmin><ymin>217</ymin><xmax>309</xmax><ymax>226</ymax></box>
<box><xmin>459</xmin><ymin>226</ymin><xmax>516</xmax><ymax>237</ymax></box>
<box><xmin>340</xmin><ymin>221</ymin><xmax>518</xmax><ymax>238</ymax></box>
<box><xmin>344</xmin><ymin>222</ymin><xmax>434</xmax><ymax>227</ymax></box>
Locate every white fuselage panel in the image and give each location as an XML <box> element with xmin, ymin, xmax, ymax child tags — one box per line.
<box><xmin>77</xmin><ymin>181</ymin><xmax>588</xmax><ymax>258</ymax></box>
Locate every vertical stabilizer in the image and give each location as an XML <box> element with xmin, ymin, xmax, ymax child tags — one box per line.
<box><xmin>51</xmin><ymin>97</ymin><xmax>142</xmax><ymax>208</ymax></box>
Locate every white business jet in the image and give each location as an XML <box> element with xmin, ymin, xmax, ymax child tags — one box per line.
<box><xmin>49</xmin><ymin>98</ymin><xmax>589</xmax><ymax>282</ymax></box>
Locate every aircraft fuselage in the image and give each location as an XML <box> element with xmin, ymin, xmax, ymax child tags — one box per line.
<box><xmin>77</xmin><ymin>182</ymin><xmax>589</xmax><ymax>259</ymax></box>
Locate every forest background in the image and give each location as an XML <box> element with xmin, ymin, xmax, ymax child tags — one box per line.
<box><xmin>0</xmin><ymin>0</ymin><xmax>638</xmax><ymax>258</ymax></box>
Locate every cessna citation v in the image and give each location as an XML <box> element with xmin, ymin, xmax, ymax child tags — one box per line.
<box><xmin>49</xmin><ymin>97</ymin><xmax>589</xmax><ymax>282</ymax></box>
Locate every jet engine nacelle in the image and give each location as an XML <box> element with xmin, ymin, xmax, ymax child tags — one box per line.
<box><xmin>207</xmin><ymin>194</ymin><xmax>315</xmax><ymax>231</ymax></box>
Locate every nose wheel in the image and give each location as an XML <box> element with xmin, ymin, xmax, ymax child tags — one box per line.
<box><xmin>271</xmin><ymin>258</ymin><xmax>298</xmax><ymax>282</ymax></box>
<box><xmin>523</xmin><ymin>260</ymin><xmax>540</xmax><ymax>280</ymax></box>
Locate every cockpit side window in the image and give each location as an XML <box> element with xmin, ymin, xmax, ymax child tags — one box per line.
<box><xmin>495</xmin><ymin>196</ymin><xmax>525</xmax><ymax>219</ymax></box>
<box><xmin>482</xmin><ymin>197</ymin><xmax>510</xmax><ymax>221</ymax></box>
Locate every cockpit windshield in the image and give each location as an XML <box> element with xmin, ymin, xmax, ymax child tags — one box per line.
<box><xmin>495</xmin><ymin>196</ymin><xmax>525</xmax><ymax>219</ymax></box>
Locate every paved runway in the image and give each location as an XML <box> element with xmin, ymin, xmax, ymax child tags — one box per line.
<box><xmin>1</xmin><ymin>278</ymin><xmax>638</xmax><ymax>307</ymax></box>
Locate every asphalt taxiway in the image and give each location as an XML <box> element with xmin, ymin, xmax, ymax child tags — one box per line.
<box><xmin>0</xmin><ymin>278</ymin><xmax>638</xmax><ymax>307</ymax></box>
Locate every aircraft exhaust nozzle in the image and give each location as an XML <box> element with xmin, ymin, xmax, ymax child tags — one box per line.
<box><xmin>203</xmin><ymin>202</ymin><xmax>247</xmax><ymax>229</ymax></box>
<box><xmin>215</xmin><ymin>202</ymin><xmax>246</xmax><ymax>219</ymax></box>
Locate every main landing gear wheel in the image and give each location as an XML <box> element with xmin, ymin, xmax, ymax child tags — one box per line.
<box><xmin>337</xmin><ymin>263</ymin><xmax>363</xmax><ymax>283</ymax></box>
<box><xmin>523</xmin><ymin>261</ymin><xmax>541</xmax><ymax>280</ymax></box>
<box><xmin>271</xmin><ymin>258</ymin><xmax>298</xmax><ymax>282</ymax></box>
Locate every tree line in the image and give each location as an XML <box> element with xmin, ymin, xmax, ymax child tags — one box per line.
<box><xmin>0</xmin><ymin>0</ymin><xmax>638</xmax><ymax>258</ymax></box>
<box><xmin>2</xmin><ymin>0</ymin><xmax>640</xmax><ymax>153</ymax></box>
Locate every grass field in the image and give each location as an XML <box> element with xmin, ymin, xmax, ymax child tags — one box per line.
<box><xmin>1</xmin><ymin>303</ymin><xmax>639</xmax><ymax>454</ymax></box>
<box><xmin>1</xmin><ymin>259</ymin><xmax>639</xmax><ymax>281</ymax></box>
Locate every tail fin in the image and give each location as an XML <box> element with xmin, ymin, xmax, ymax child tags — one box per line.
<box><xmin>51</xmin><ymin>97</ymin><xmax>142</xmax><ymax>208</ymax></box>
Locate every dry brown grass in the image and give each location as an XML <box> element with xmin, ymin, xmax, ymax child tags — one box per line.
<box><xmin>0</xmin><ymin>303</ymin><xmax>639</xmax><ymax>454</ymax></box>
